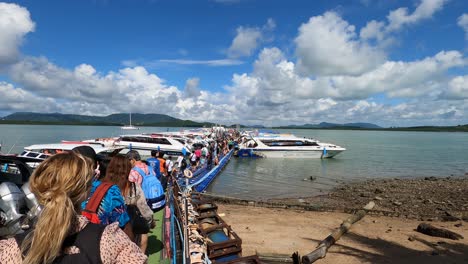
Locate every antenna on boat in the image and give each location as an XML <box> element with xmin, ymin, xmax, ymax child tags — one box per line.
<box><xmin>7</xmin><ymin>136</ymin><xmax>22</xmax><ymax>154</ymax></box>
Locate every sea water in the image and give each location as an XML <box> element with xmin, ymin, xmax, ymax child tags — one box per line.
<box><xmin>1</xmin><ymin>125</ymin><xmax>467</xmax><ymax>200</ymax></box>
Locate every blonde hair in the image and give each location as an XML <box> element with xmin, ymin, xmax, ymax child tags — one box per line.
<box><xmin>22</xmin><ymin>152</ymin><xmax>94</xmax><ymax>264</ymax></box>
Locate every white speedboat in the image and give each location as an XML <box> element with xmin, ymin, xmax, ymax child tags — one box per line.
<box><xmin>18</xmin><ymin>141</ymin><xmax>124</xmax><ymax>167</ymax></box>
<box><xmin>88</xmin><ymin>134</ymin><xmax>192</xmax><ymax>158</ymax></box>
<box><xmin>238</xmin><ymin>134</ymin><xmax>346</xmax><ymax>158</ymax></box>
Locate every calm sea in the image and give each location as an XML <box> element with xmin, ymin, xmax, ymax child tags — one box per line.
<box><xmin>1</xmin><ymin>125</ymin><xmax>467</xmax><ymax>200</ymax></box>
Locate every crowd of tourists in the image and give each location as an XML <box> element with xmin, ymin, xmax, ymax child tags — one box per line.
<box><xmin>0</xmin><ymin>128</ymin><xmax>239</xmax><ymax>263</ymax></box>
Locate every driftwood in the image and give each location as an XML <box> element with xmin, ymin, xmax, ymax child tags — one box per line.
<box><xmin>257</xmin><ymin>253</ymin><xmax>295</xmax><ymax>263</ymax></box>
<box><xmin>301</xmin><ymin>201</ymin><xmax>375</xmax><ymax>264</ymax></box>
<box><xmin>416</xmin><ymin>223</ymin><xmax>464</xmax><ymax>240</ymax></box>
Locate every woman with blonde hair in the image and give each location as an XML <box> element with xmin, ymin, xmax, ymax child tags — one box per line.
<box><xmin>0</xmin><ymin>151</ymin><xmax>147</xmax><ymax>264</ymax></box>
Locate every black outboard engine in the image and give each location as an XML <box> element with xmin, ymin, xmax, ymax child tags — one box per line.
<box><xmin>0</xmin><ymin>182</ymin><xmax>26</xmax><ymax>237</ymax></box>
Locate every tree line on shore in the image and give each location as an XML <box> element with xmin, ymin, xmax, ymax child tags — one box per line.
<box><xmin>1</xmin><ymin>112</ymin><xmax>467</xmax><ymax>132</ymax></box>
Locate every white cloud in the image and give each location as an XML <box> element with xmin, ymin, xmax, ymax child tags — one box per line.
<box><xmin>458</xmin><ymin>13</ymin><xmax>468</xmax><ymax>40</ymax></box>
<box><xmin>4</xmin><ymin>56</ymin><xmax>240</xmax><ymax>123</ymax></box>
<box><xmin>222</xmin><ymin>46</ymin><xmax>468</xmax><ymax>125</ymax></box>
<box><xmin>227</xmin><ymin>19</ymin><xmax>276</xmax><ymax>58</ymax></box>
<box><xmin>184</xmin><ymin>77</ymin><xmax>201</xmax><ymax>98</ymax></box>
<box><xmin>158</xmin><ymin>59</ymin><xmax>243</xmax><ymax>66</ymax></box>
<box><xmin>386</xmin><ymin>0</ymin><xmax>448</xmax><ymax>32</ymax></box>
<box><xmin>440</xmin><ymin>75</ymin><xmax>468</xmax><ymax>99</ymax></box>
<box><xmin>361</xmin><ymin>0</ymin><xmax>447</xmax><ymax>43</ymax></box>
<box><xmin>2</xmin><ymin>3</ymin><xmax>468</xmax><ymax>127</ymax></box>
<box><xmin>0</xmin><ymin>3</ymin><xmax>35</xmax><ymax>65</ymax></box>
<box><xmin>0</xmin><ymin>82</ymin><xmax>56</xmax><ymax>112</ymax></box>
<box><xmin>295</xmin><ymin>12</ymin><xmax>386</xmax><ymax>76</ymax></box>
<box><xmin>360</xmin><ymin>20</ymin><xmax>386</xmax><ymax>42</ymax></box>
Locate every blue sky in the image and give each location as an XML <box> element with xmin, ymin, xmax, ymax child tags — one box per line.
<box><xmin>0</xmin><ymin>0</ymin><xmax>467</xmax><ymax>127</ymax></box>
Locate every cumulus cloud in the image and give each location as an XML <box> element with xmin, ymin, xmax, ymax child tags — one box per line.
<box><xmin>0</xmin><ymin>3</ymin><xmax>35</xmax><ymax>65</ymax></box>
<box><xmin>222</xmin><ymin>45</ymin><xmax>468</xmax><ymax>125</ymax></box>
<box><xmin>227</xmin><ymin>19</ymin><xmax>276</xmax><ymax>58</ymax></box>
<box><xmin>2</xmin><ymin>3</ymin><xmax>468</xmax><ymax>127</ymax></box>
<box><xmin>4</xmin><ymin>56</ymin><xmax>240</xmax><ymax>123</ymax></box>
<box><xmin>0</xmin><ymin>82</ymin><xmax>55</xmax><ymax>112</ymax></box>
<box><xmin>440</xmin><ymin>75</ymin><xmax>468</xmax><ymax>99</ymax></box>
<box><xmin>361</xmin><ymin>0</ymin><xmax>447</xmax><ymax>44</ymax></box>
<box><xmin>184</xmin><ymin>78</ymin><xmax>202</xmax><ymax>98</ymax></box>
<box><xmin>386</xmin><ymin>0</ymin><xmax>447</xmax><ymax>31</ymax></box>
<box><xmin>458</xmin><ymin>14</ymin><xmax>468</xmax><ymax>40</ymax></box>
<box><xmin>295</xmin><ymin>12</ymin><xmax>386</xmax><ymax>76</ymax></box>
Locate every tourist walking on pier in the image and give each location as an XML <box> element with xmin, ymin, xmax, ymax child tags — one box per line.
<box><xmin>103</xmin><ymin>155</ymin><xmax>154</xmax><ymax>254</ymax></box>
<box><xmin>0</xmin><ymin>152</ymin><xmax>147</xmax><ymax>263</ymax></box>
<box><xmin>127</xmin><ymin>150</ymin><xmax>166</xmax><ymax>212</ymax></box>
<box><xmin>75</xmin><ymin>146</ymin><xmax>133</xmax><ymax>240</ymax></box>
<box><xmin>146</xmin><ymin>150</ymin><xmax>161</xmax><ymax>180</ymax></box>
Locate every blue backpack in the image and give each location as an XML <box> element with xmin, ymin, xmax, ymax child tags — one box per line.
<box><xmin>132</xmin><ymin>166</ymin><xmax>166</xmax><ymax>211</ymax></box>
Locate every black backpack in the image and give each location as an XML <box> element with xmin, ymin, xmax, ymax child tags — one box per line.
<box><xmin>15</xmin><ymin>223</ymin><xmax>105</xmax><ymax>264</ymax></box>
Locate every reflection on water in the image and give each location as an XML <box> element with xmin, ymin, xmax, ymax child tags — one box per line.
<box><xmin>207</xmin><ymin>157</ymin><xmax>346</xmax><ymax>200</ymax></box>
<box><xmin>208</xmin><ymin>129</ymin><xmax>468</xmax><ymax>200</ymax></box>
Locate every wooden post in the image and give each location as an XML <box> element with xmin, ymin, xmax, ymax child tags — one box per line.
<box><xmin>302</xmin><ymin>201</ymin><xmax>375</xmax><ymax>264</ymax></box>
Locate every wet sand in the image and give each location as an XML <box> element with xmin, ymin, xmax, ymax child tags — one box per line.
<box><xmin>210</xmin><ymin>177</ymin><xmax>468</xmax><ymax>263</ymax></box>
<box><xmin>218</xmin><ymin>204</ymin><xmax>468</xmax><ymax>264</ymax></box>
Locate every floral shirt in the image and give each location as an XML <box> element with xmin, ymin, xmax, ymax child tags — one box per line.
<box><xmin>81</xmin><ymin>180</ymin><xmax>130</xmax><ymax>228</ymax></box>
<box><xmin>0</xmin><ymin>216</ymin><xmax>147</xmax><ymax>264</ymax></box>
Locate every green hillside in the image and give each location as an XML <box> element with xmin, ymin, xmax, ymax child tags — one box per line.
<box><xmin>0</xmin><ymin>112</ymin><xmax>213</xmax><ymax>127</ymax></box>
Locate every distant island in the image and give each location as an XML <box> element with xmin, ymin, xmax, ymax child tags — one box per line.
<box><xmin>0</xmin><ymin>112</ymin><xmax>215</xmax><ymax>127</ymax></box>
<box><xmin>1</xmin><ymin>112</ymin><xmax>468</xmax><ymax>132</ymax></box>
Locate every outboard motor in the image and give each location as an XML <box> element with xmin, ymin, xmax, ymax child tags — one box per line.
<box><xmin>21</xmin><ymin>182</ymin><xmax>42</xmax><ymax>229</ymax></box>
<box><xmin>0</xmin><ymin>182</ymin><xmax>26</xmax><ymax>237</ymax></box>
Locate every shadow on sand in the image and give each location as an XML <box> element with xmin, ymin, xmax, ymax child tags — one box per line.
<box><xmin>302</xmin><ymin>232</ymin><xmax>468</xmax><ymax>264</ymax></box>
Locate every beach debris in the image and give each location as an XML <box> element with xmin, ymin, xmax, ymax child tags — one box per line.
<box><xmin>416</xmin><ymin>223</ymin><xmax>464</xmax><ymax>240</ymax></box>
<box><xmin>454</xmin><ymin>223</ymin><xmax>463</xmax><ymax>227</ymax></box>
<box><xmin>298</xmin><ymin>199</ymin><xmax>306</xmax><ymax>203</ymax></box>
<box><xmin>309</xmin><ymin>176</ymin><xmax>317</xmax><ymax>181</ymax></box>
<box><xmin>441</xmin><ymin>211</ymin><xmax>461</xmax><ymax>222</ymax></box>
<box><xmin>393</xmin><ymin>201</ymin><xmax>403</xmax><ymax>206</ymax></box>
<box><xmin>374</xmin><ymin>196</ymin><xmax>383</xmax><ymax>201</ymax></box>
<box><xmin>301</xmin><ymin>201</ymin><xmax>375</xmax><ymax>264</ymax></box>
<box><xmin>408</xmin><ymin>235</ymin><xmax>415</xmax><ymax>241</ymax></box>
<box><xmin>257</xmin><ymin>252</ymin><xmax>295</xmax><ymax>263</ymax></box>
<box><xmin>292</xmin><ymin>252</ymin><xmax>300</xmax><ymax>264</ymax></box>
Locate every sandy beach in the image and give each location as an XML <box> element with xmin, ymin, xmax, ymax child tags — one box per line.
<box><xmin>210</xmin><ymin>177</ymin><xmax>468</xmax><ymax>263</ymax></box>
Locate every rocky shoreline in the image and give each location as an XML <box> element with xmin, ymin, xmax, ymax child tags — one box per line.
<box><xmin>270</xmin><ymin>177</ymin><xmax>468</xmax><ymax>221</ymax></box>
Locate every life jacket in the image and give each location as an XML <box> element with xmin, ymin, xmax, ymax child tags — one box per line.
<box><xmin>82</xmin><ymin>182</ymin><xmax>113</xmax><ymax>224</ymax></box>
<box><xmin>157</xmin><ymin>158</ymin><xmax>166</xmax><ymax>174</ymax></box>
<box><xmin>132</xmin><ymin>166</ymin><xmax>166</xmax><ymax>211</ymax></box>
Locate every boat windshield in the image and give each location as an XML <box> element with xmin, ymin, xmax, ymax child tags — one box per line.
<box><xmin>121</xmin><ymin>136</ymin><xmax>172</xmax><ymax>145</ymax></box>
<box><xmin>259</xmin><ymin>139</ymin><xmax>319</xmax><ymax>147</ymax></box>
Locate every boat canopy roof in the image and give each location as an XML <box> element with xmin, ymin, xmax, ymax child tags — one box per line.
<box><xmin>25</xmin><ymin>142</ymin><xmax>119</xmax><ymax>153</ymax></box>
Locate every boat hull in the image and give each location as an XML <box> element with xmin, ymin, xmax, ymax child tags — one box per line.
<box><xmin>240</xmin><ymin>148</ymin><xmax>344</xmax><ymax>158</ymax></box>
